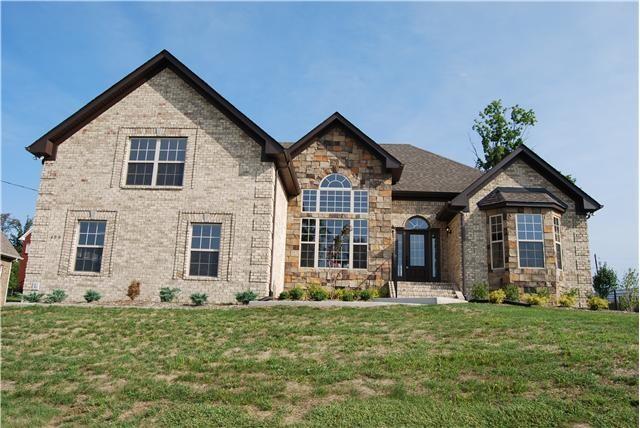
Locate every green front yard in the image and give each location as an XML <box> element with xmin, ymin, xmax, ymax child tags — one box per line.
<box><xmin>1</xmin><ymin>304</ymin><xmax>637</xmax><ymax>427</ymax></box>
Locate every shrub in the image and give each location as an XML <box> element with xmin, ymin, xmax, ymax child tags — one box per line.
<box><xmin>307</xmin><ymin>285</ymin><xmax>329</xmax><ymax>301</ymax></box>
<box><xmin>190</xmin><ymin>293</ymin><xmax>208</xmax><ymax>306</ymax></box>
<box><xmin>587</xmin><ymin>296</ymin><xmax>609</xmax><ymax>311</ymax></box>
<box><xmin>618</xmin><ymin>268</ymin><xmax>639</xmax><ymax>312</ymax></box>
<box><xmin>278</xmin><ymin>291</ymin><xmax>290</xmax><ymax>300</ymax></box>
<box><xmin>503</xmin><ymin>284</ymin><xmax>520</xmax><ymax>302</ymax></box>
<box><xmin>524</xmin><ymin>293</ymin><xmax>549</xmax><ymax>306</ymax></box>
<box><xmin>84</xmin><ymin>290</ymin><xmax>102</xmax><ymax>303</ymax></box>
<box><xmin>288</xmin><ymin>286</ymin><xmax>305</xmax><ymax>301</ymax></box>
<box><xmin>127</xmin><ymin>280</ymin><xmax>141</xmax><ymax>301</ymax></box>
<box><xmin>558</xmin><ymin>288</ymin><xmax>578</xmax><ymax>308</ymax></box>
<box><xmin>338</xmin><ymin>289</ymin><xmax>356</xmax><ymax>302</ymax></box>
<box><xmin>470</xmin><ymin>282</ymin><xmax>489</xmax><ymax>300</ymax></box>
<box><xmin>358</xmin><ymin>289</ymin><xmax>374</xmax><ymax>301</ymax></box>
<box><xmin>488</xmin><ymin>289</ymin><xmax>506</xmax><ymax>304</ymax></box>
<box><xmin>159</xmin><ymin>287</ymin><xmax>180</xmax><ymax>303</ymax></box>
<box><xmin>235</xmin><ymin>290</ymin><xmax>257</xmax><ymax>305</ymax></box>
<box><xmin>23</xmin><ymin>292</ymin><xmax>44</xmax><ymax>303</ymax></box>
<box><xmin>593</xmin><ymin>263</ymin><xmax>618</xmax><ymax>298</ymax></box>
<box><xmin>44</xmin><ymin>289</ymin><xmax>67</xmax><ymax>304</ymax></box>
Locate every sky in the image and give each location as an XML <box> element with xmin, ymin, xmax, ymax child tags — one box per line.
<box><xmin>1</xmin><ymin>2</ymin><xmax>637</xmax><ymax>275</ymax></box>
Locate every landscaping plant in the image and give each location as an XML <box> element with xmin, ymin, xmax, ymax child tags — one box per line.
<box><xmin>618</xmin><ymin>268</ymin><xmax>639</xmax><ymax>312</ymax></box>
<box><xmin>488</xmin><ymin>289</ymin><xmax>506</xmax><ymax>304</ymax></box>
<box><xmin>190</xmin><ymin>293</ymin><xmax>208</xmax><ymax>306</ymax></box>
<box><xmin>470</xmin><ymin>282</ymin><xmax>489</xmax><ymax>300</ymax></box>
<box><xmin>278</xmin><ymin>291</ymin><xmax>290</xmax><ymax>300</ymax></box>
<box><xmin>288</xmin><ymin>286</ymin><xmax>305</xmax><ymax>301</ymax></box>
<box><xmin>558</xmin><ymin>289</ymin><xmax>578</xmax><ymax>308</ymax></box>
<box><xmin>337</xmin><ymin>289</ymin><xmax>355</xmax><ymax>302</ymax></box>
<box><xmin>503</xmin><ymin>284</ymin><xmax>520</xmax><ymax>302</ymax></box>
<box><xmin>23</xmin><ymin>292</ymin><xmax>44</xmax><ymax>303</ymax></box>
<box><xmin>44</xmin><ymin>289</ymin><xmax>67</xmax><ymax>304</ymax></box>
<box><xmin>307</xmin><ymin>285</ymin><xmax>329</xmax><ymax>301</ymax></box>
<box><xmin>587</xmin><ymin>295</ymin><xmax>609</xmax><ymax>311</ymax></box>
<box><xmin>159</xmin><ymin>287</ymin><xmax>181</xmax><ymax>303</ymax></box>
<box><xmin>593</xmin><ymin>263</ymin><xmax>618</xmax><ymax>298</ymax></box>
<box><xmin>358</xmin><ymin>289</ymin><xmax>373</xmax><ymax>301</ymax></box>
<box><xmin>84</xmin><ymin>290</ymin><xmax>102</xmax><ymax>303</ymax></box>
<box><xmin>127</xmin><ymin>280</ymin><xmax>141</xmax><ymax>300</ymax></box>
<box><xmin>235</xmin><ymin>290</ymin><xmax>257</xmax><ymax>305</ymax></box>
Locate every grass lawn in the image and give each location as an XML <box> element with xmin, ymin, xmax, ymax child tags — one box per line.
<box><xmin>1</xmin><ymin>304</ymin><xmax>637</xmax><ymax>427</ymax></box>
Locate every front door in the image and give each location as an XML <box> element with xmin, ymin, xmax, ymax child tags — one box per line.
<box><xmin>404</xmin><ymin>230</ymin><xmax>428</xmax><ymax>282</ymax></box>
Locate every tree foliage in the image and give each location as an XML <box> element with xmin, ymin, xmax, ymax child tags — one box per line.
<box><xmin>1</xmin><ymin>213</ymin><xmax>32</xmax><ymax>254</ymax></box>
<box><xmin>472</xmin><ymin>100</ymin><xmax>537</xmax><ymax>171</ymax></box>
<box><xmin>592</xmin><ymin>263</ymin><xmax>618</xmax><ymax>298</ymax></box>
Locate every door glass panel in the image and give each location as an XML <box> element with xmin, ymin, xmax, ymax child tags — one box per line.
<box><xmin>409</xmin><ymin>234</ymin><xmax>425</xmax><ymax>266</ymax></box>
<box><xmin>396</xmin><ymin>233</ymin><xmax>403</xmax><ymax>277</ymax></box>
<box><xmin>431</xmin><ymin>234</ymin><xmax>437</xmax><ymax>277</ymax></box>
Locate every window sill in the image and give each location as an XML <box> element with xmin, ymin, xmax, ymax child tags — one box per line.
<box><xmin>183</xmin><ymin>275</ymin><xmax>221</xmax><ymax>281</ymax></box>
<box><xmin>121</xmin><ymin>185</ymin><xmax>184</xmax><ymax>191</ymax></box>
<box><xmin>299</xmin><ymin>267</ymin><xmax>369</xmax><ymax>272</ymax></box>
<box><xmin>69</xmin><ymin>271</ymin><xmax>104</xmax><ymax>277</ymax></box>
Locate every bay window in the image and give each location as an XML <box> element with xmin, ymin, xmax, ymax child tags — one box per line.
<box><xmin>553</xmin><ymin>216</ymin><xmax>563</xmax><ymax>270</ymax></box>
<box><xmin>489</xmin><ymin>214</ymin><xmax>505</xmax><ymax>269</ymax></box>
<box><xmin>516</xmin><ymin>214</ymin><xmax>545</xmax><ymax>268</ymax></box>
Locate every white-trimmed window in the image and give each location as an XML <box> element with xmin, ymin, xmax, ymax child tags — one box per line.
<box><xmin>301</xmin><ymin>174</ymin><xmax>368</xmax><ymax>214</ymax></box>
<box><xmin>516</xmin><ymin>214</ymin><xmax>545</xmax><ymax>268</ymax></box>
<box><xmin>126</xmin><ymin>137</ymin><xmax>186</xmax><ymax>187</ymax></box>
<box><xmin>490</xmin><ymin>215</ymin><xmax>505</xmax><ymax>269</ymax></box>
<box><xmin>75</xmin><ymin>220</ymin><xmax>106</xmax><ymax>272</ymax></box>
<box><xmin>299</xmin><ymin>218</ymin><xmax>368</xmax><ymax>269</ymax></box>
<box><xmin>553</xmin><ymin>216</ymin><xmax>563</xmax><ymax>270</ymax></box>
<box><xmin>188</xmin><ymin>223</ymin><xmax>221</xmax><ymax>277</ymax></box>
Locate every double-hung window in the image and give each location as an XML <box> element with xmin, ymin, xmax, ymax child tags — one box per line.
<box><xmin>516</xmin><ymin>214</ymin><xmax>545</xmax><ymax>268</ymax></box>
<box><xmin>553</xmin><ymin>216</ymin><xmax>563</xmax><ymax>270</ymax></box>
<box><xmin>300</xmin><ymin>218</ymin><xmax>368</xmax><ymax>269</ymax></box>
<box><xmin>126</xmin><ymin>138</ymin><xmax>186</xmax><ymax>187</ymax></box>
<box><xmin>301</xmin><ymin>174</ymin><xmax>368</xmax><ymax>214</ymax></box>
<box><xmin>189</xmin><ymin>223</ymin><xmax>221</xmax><ymax>277</ymax></box>
<box><xmin>489</xmin><ymin>215</ymin><xmax>505</xmax><ymax>269</ymax></box>
<box><xmin>75</xmin><ymin>220</ymin><xmax>106</xmax><ymax>272</ymax></box>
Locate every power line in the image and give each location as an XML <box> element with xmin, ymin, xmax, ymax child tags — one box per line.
<box><xmin>1</xmin><ymin>180</ymin><xmax>38</xmax><ymax>192</ymax></box>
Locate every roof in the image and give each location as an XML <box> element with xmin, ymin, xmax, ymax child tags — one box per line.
<box><xmin>477</xmin><ymin>187</ymin><xmax>568</xmax><ymax>212</ymax></box>
<box><xmin>25</xmin><ymin>50</ymin><xmax>300</xmax><ymax>196</ymax></box>
<box><xmin>286</xmin><ymin>112</ymin><xmax>404</xmax><ymax>184</ymax></box>
<box><xmin>451</xmin><ymin>145</ymin><xmax>603</xmax><ymax>213</ymax></box>
<box><xmin>18</xmin><ymin>228</ymin><xmax>32</xmax><ymax>242</ymax></box>
<box><xmin>1</xmin><ymin>234</ymin><xmax>21</xmax><ymax>261</ymax></box>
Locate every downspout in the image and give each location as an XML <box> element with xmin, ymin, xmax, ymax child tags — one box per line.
<box><xmin>460</xmin><ymin>213</ymin><xmax>466</xmax><ymax>297</ymax></box>
<box><xmin>268</xmin><ymin>166</ymin><xmax>279</xmax><ymax>299</ymax></box>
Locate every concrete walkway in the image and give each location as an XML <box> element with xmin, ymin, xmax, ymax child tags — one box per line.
<box><xmin>248</xmin><ymin>297</ymin><xmax>466</xmax><ymax>308</ymax></box>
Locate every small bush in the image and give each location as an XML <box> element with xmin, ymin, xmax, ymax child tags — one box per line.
<box><xmin>535</xmin><ymin>287</ymin><xmax>551</xmax><ymax>299</ymax></box>
<box><xmin>235</xmin><ymin>290</ymin><xmax>257</xmax><ymax>305</ymax></box>
<box><xmin>23</xmin><ymin>292</ymin><xmax>44</xmax><ymax>303</ymax></box>
<box><xmin>278</xmin><ymin>291</ymin><xmax>290</xmax><ymax>300</ymax></box>
<box><xmin>159</xmin><ymin>287</ymin><xmax>180</xmax><ymax>302</ymax></box>
<box><xmin>488</xmin><ymin>289</ymin><xmax>506</xmax><ymax>304</ymax></box>
<box><xmin>44</xmin><ymin>289</ymin><xmax>67</xmax><ymax>304</ymax></box>
<box><xmin>358</xmin><ymin>289</ymin><xmax>374</xmax><ymax>301</ymax></box>
<box><xmin>338</xmin><ymin>289</ymin><xmax>356</xmax><ymax>301</ymax></box>
<box><xmin>84</xmin><ymin>290</ymin><xmax>102</xmax><ymax>303</ymax></box>
<box><xmin>587</xmin><ymin>296</ymin><xmax>608</xmax><ymax>311</ymax></box>
<box><xmin>127</xmin><ymin>280</ymin><xmax>141</xmax><ymax>301</ymax></box>
<box><xmin>307</xmin><ymin>285</ymin><xmax>329</xmax><ymax>301</ymax></box>
<box><xmin>190</xmin><ymin>293</ymin><xmax>208</xmax><ymax>306</ymax></box>
<box><xmin>470</xmin><ymin>282</ymin><xmax>489</xmax><ymax>300</ymax></box>
<box><xmin>524</xmin><ymin>293</ymin><xmax>549</xmax><ymax>306</ymax></box>
<box><xmin>289</xmin><ymin>286</ymin><xmax>305</xmax><ymax>301</ymax></box>
<box><xmin>558</xmin><ymin>289</ymin><xmax>578</xmax><ymax>308</ymax></box>
<box><xmin>503</xmin><ymin>284</ymin><xmax>520</xmax><ymax>302</ymax></box>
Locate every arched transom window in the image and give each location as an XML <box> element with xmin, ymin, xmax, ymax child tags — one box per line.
<box><xmin>302</xmin><ymin>174</ymin><xmax>368</xmax><ymax>214</ymax></box>
<box><xmin>405</xmin><ymin>216</ymin><xmax>429</xmax><ymax>230</ymax></box>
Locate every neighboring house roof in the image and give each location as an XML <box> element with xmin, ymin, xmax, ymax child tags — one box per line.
<box><xmin>477</xmin><ymin>187</ymin><xmax>568</xmax><ymax>212</ymax></box>
<box><xmin>1</xmin><ymin>233</ymin><xmax>21</xmax><ymax>261</ymax></box>
<box><xmin>450</xmin><ymin>145</ymin><xmax>603</xmax><ymax>214</ymax></box>
<box><xmin>25</xmin><ymin>50</ymin><xmax>300</xmax><ymax>195</ymax></box>
<box><xmin>286</xmin><ymin>112</ymin><xmax>404</xmax><ymax>184</ymax></box>
<box><xmin>18</xmin><ymin>228</ymin><xmax>32</xmax><ymax>242</ymax></box>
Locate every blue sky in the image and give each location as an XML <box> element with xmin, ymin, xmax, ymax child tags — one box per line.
<box><xmin>2</xmin><ymin>2</ymin><xmax>637</xmax><ymax>274</ymax></box>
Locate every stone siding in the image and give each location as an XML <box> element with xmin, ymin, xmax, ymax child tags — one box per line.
<box><xmin>284</xmin><ymin>125</ymin><xmax>393</xmax><ymax>289</ymax></box>
<box><xmin>24</xmin><ymin>68</ymin><xmax>276</xmax><ymax>303</ymax></box>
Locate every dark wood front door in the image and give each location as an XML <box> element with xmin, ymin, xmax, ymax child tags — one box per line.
<box><xmin>398</xmin><ymin>229</ymin><xmax>440</xmax><ymax>282</ymax></box>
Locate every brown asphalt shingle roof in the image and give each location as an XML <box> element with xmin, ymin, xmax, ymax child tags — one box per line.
<box><xmin>1</xmin><ymin>233</ymin><xmax>20</xmax><ymax>260</ymax></box>
<box><xmin>281</xmin><ymin>142</ymin><xmax>481</xmax><ymax>193</ymax></box>
<box><xmin>477</xmin><ymin>187</ymin><xmax>568</xmax><ymax>211</ymax></box>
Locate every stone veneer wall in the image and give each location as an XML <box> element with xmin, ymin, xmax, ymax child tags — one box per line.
<box><xmin>284</xmin><ymin>125</ymin><xmax>393</xmax><ymax>289</ymax></box>
<box><xmin>24</xmin><ymin>68</ymin><xmax>277</xmax><ymax>303</ymax></box>
<box><xmin>462</xmin><ymin>158</ymin><xmax>592</xmax><ymax>300</ymax></box>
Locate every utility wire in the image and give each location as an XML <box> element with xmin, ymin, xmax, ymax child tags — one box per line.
<box><xmin>1</xmin><ymin>180</ymin><xmax>38</xmax><ymax>192</ymax></box>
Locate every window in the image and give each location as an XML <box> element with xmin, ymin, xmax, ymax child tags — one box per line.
<box><xmin>516</xmin><ymin>214</ymin><xmax>544</xmax><ymax>268</ymax></box>
<box><xmin>353</xmin><ymin>191</ymin><xmax>368</xmax><ymax>213</ymax></box>
<box><xmin>189</xmin><ymin>223</ymin><xmax>221</xmax><ymax>277</ymax></box>
<box><xmin>553</xmin><ymin>216</ymin><xmax>563</xmax><ymax>270</ymax></box>
<box><xmin>300</xmin><ymin>218</ymin><xmax>368</xmax><ymax>269</ymax></box>
<box><xmin>490</xmin><ymin>215</ymin><xmax>505</xmax><ymax>269</ymax></box>
<box><xmin>75</xmin><ymin>220</ymin><xmax>106</xmax><ymax>272</ymax></box>
<box><xmin>405</xmin><ymin>216</ymin><xmax>429</xmax><ymax>230</ymax></box>
<box><xmin>301</xmin><ymin>174</ymin><xmax>368</xmax><ymax>214</ymax></box>
<box><xmin>126</xmin><ymin>138</ymin><xmax>186</xmax><ymax>187</ymax></box>
<box><xmin>302</xmin><ymin>190</ymin><xmax>317</xmax><ymax>212</ymax></box>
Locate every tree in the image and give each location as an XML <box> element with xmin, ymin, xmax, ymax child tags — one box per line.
<box><xmin>472</xmin><ymin>100</ymin><xmax>537</xmax><ymax>171</ymax></box>
<box><xmin>592</xmin><ymin>263</ymin><xmax>618</xmax><ymax>298</ymax></box>
<box><xmin>618</xmin><ymin>268</ymin><xmax>639</xmax><ymax>312</ymax></box>
<box><xmin>0</xmin><ymin>213</ymin><xmax>32</xmax><ymax>254</ymax></box>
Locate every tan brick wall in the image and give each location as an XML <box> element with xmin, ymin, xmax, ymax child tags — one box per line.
<box><xmin>25</xmin><ymin>68</ymin><xmax>276</xmax><ymax>303</ymax></box>
<box><xmin>462</xmin><ymin>158</ymin><xmax>593</xmax><ymax>300</ymax></box>
<box><xmin>284</xmin><ymin>125</ymin><xmax>393</xmax><ymax>289</ymax></box>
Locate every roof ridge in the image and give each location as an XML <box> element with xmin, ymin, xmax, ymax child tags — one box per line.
<box><xmin>381</xmin><ymin>143</ymin><xmax>479</xmax><ymax>172</ymax></box>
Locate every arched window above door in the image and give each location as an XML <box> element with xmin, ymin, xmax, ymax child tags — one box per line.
<box><xmin>405</xmin><ymin>216</ymin><xmax>429</xmax><ymax>230</ymax></box>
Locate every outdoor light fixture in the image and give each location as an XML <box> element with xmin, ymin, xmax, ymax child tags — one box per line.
<box><xmin>446</xmin><ymin>226</ymin><xmax>451</xmax><ymax>234</ymax></box>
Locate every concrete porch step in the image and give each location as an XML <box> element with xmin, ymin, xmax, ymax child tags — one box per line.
<box><xmin>396</xmin><ymin>282</ymin><xmax>459</xmax><ymax>298</ymax></box>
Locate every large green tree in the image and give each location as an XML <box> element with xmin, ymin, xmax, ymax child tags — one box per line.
<box><xmin>472</xmin><ymin>100</ymin><xmax>537</xmax><ymax>171</ymax></box>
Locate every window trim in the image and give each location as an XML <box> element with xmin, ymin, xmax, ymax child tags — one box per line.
<box><xmin>298</xmin><ymin>218</ymin><xmax>368</xmax><ymax>270</ymax></box>
<box><xmin>553</xmin><ymin>215</ymin><xmax>563</xmax><ymax>270</ymax></box>
<box><xmin>301</xmin><ymin>174</ymin><xmax>368</xmax><ymax>214</ymax></box>
<box><xmin>73</xmin><ymin>220</ymin><xmax>107</xmax><ymax>274</ymax></box>
<box><xmin>124</xmin><ymin>137</ymin><xmax>187</xmax><ymax>189</ymax></box>
<box><xmin>489</xmin><ymin>214</ymin><xmax>505</xmax><ymax>270</ymax></box>
<box><xmin>186</xmin><ymin>222</ymin><xmax>221</xmax><ymax>279</ymax></box>
<box><xmin>515</xmin><ymin>213</ymin><xmax>545</xmax><ymax>269</ymax></box>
